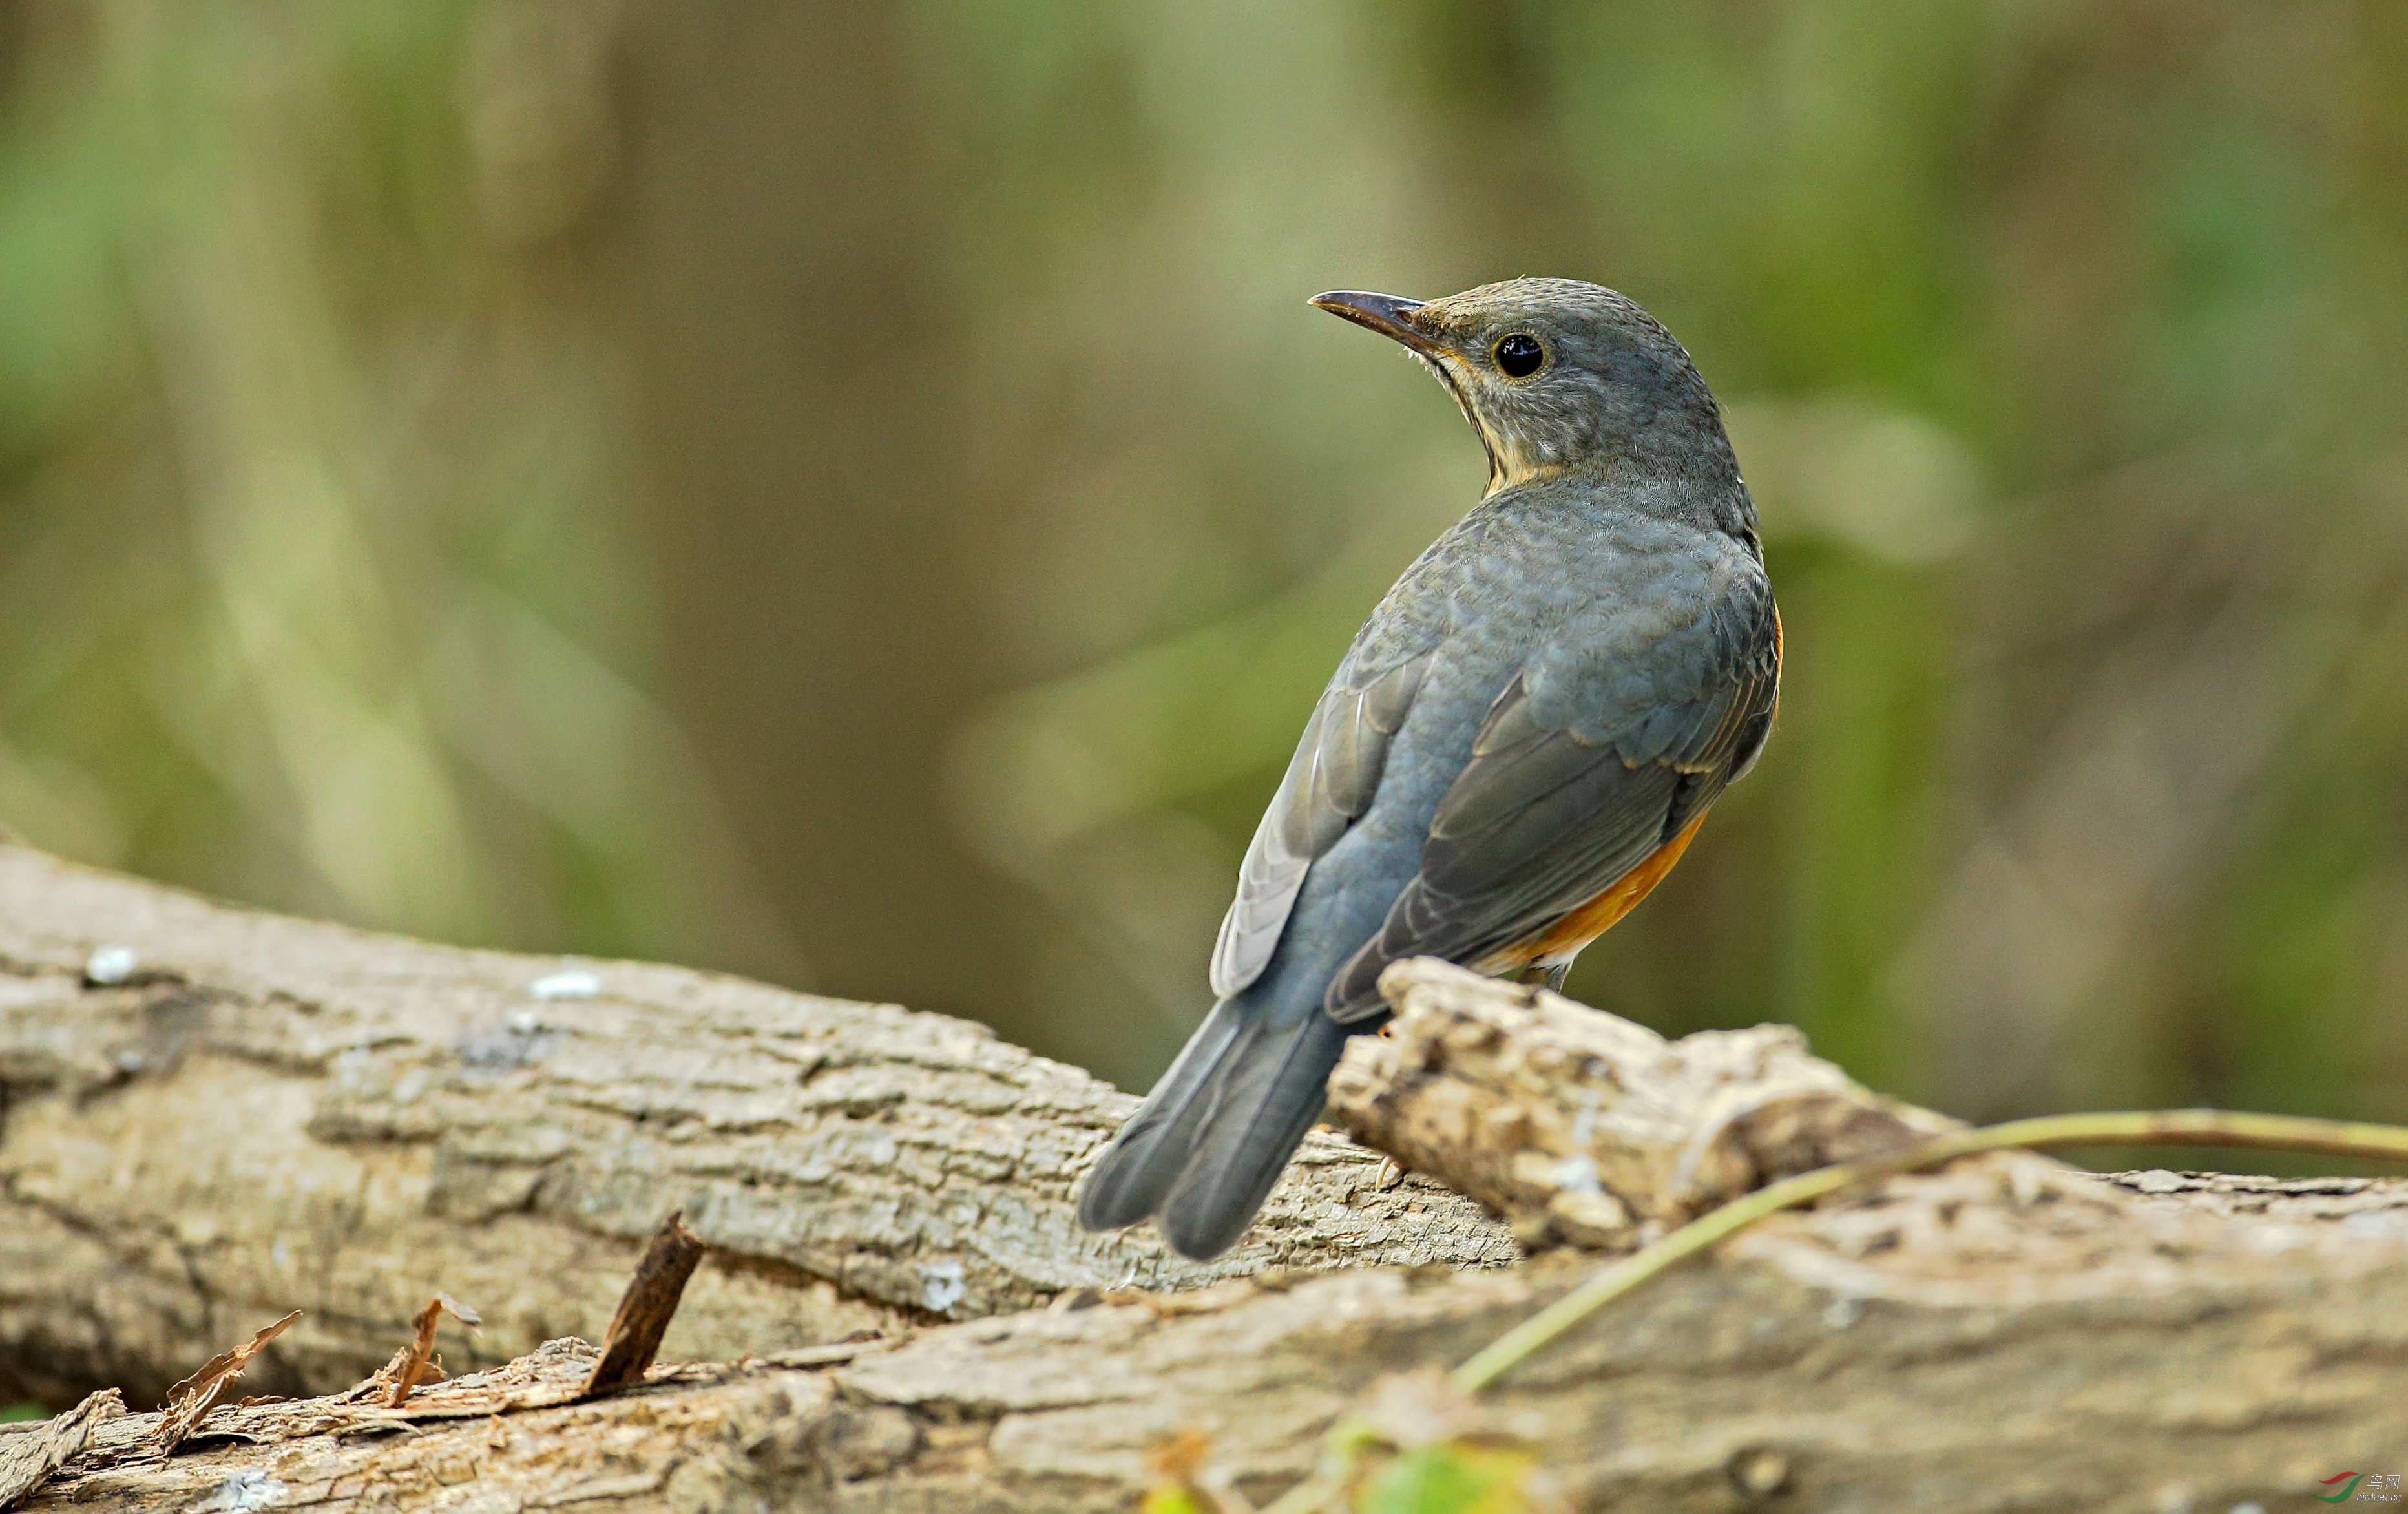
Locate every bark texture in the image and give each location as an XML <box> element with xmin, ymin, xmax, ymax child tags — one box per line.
<box><xmin>5</xmin><ymin>847</ymin><xmax>2407</xmax><ymax>1514</ymax></box>
<box><xmin>12</xmin><ymin>1210</ymin><xmax>2408</xmax><ymax>1513</ymax></box>
<box><xmin>1328</xmin><ymin>961</ymin><xmax>1954</xmax><ymax>1249</ymax></box>
<box><xmin>0</xmin><ymin>845</ymin><xmax>1511</xmax><ymax>1408</ymax></box>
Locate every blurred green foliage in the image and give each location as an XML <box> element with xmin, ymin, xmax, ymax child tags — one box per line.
<box><xmin>1</xmin><ymin>1</ymin><xmax>2403</xmax><ymax>1136</ymax></box>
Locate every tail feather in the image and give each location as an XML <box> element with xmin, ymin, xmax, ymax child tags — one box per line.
<box><xmin>1157</xmin><ymin>1013</ymin><xmax>1350</xmax><ymax>1259</ymax></box>
<box><xmin>1076</xmin><ymin>994</ymin><xmax>1352</xmax><ymax>1261</ymax></box>
<box><xmin>1075</xmin><ymin>998</ymin><xmax>1249</xmax><ymax>1232</ymax></box>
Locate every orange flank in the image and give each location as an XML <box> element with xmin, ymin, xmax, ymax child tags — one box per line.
<box><xmin>1483</xmin><ymin>806</ymin><xmax>1713</xmax><ymax>971</ymax></box>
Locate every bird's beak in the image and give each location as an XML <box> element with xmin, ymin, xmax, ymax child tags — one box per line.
<box><xmin>1309</xmin><ymin>290</ymin><xmax>1446</xmax><ymax>359</ymax></box>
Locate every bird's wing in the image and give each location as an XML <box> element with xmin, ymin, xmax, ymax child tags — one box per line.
<box><xmin>1324</xmin><ymin>552</ymin><xmax>1778</xmax><ymax>1018</ymax></box>
<box><xmin>1209</xmin><ymin>648</ymin><xmax>1432</xmax><ymax>998</ymax></box>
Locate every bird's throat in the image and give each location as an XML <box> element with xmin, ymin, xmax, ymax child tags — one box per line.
<box><xmin>1416</xmin><ymin>354</ymin><xmax>1503</xmax><ymax>496</ymax></box>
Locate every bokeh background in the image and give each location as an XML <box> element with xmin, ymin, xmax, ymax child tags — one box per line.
<box><xmin>2</xmin><ymin>0</ymin><xmax>2404</xmax><ymax>1142</ymax></box>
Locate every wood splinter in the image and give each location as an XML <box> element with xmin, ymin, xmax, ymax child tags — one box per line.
<box><xmin>580</xmin><ymin>1211</ymin><xmax>707</xmax><ymax>1398</ymax></box>
<box><xmin>149</xmin><ymin>1310</ymin><xmax>302</xmax><ymax>1453</ymax></box>
<box><xmin>385</xmin><ymin>1294</ymin><xmax>481</xmax><ymax>1409</ymax></box>
<box><xmin>0</xmin><ymin>1390</ymin><xmax>122</xmax><ymax>1511</ymax></box>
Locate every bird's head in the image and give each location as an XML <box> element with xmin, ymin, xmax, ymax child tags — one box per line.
<box><xmin>1310</xmin><ymin>277</ymin><xmax>1733</xmax><ymax>497</ymax></box>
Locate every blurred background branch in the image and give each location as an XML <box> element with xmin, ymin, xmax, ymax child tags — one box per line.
<box><xmin>0</xmin><ymin>0</ymin><xmax>2402</xmax><ymax>1139</ymax></box>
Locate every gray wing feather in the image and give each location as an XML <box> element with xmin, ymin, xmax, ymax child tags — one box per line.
<box><xmin>1326</xmin><ymin>563</ymin><xmax>1777</xmax><ymax>1016</ymax></box>
<box><xmin>1208</xmin><ymin>651</ymin><xmax>1430</xmax><ymax>997</ymax></box>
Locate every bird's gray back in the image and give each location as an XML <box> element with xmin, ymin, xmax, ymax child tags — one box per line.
<box><xmin>1214</xmin><ymin>471</ymin><xmax>1766</xmax><ymax>1020</ymax></box>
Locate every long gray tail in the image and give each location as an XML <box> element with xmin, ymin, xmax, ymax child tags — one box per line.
<box><xmin>1076</xmin><ymin>997</ymin><xmax>1352</xmax><ymax>1261</ymax></box>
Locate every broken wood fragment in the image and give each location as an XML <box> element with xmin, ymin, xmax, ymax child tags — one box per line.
<box><xmin>149</xmin><ymin>1312</ymin><xmax>299</xmax><ymax>1454</ymax></box>
<box><xmin>0</xmin><ymin>1391</ymin><xmax>121</xmax><ymax>1511</ymax></box>
<box><xmin>1329</xmin><ymin>959</ymin><xmax>1954</xmax><ymax>1248</ymax></box>
<box><xmin>381</xmin><ymin>1294</ymin><xmax>481</xmax><ymax>1409</ymax></box>
<box><xmin>581</xmin><ymin>1212</ymin><xmax>706</xmax><ymax>1396</ymax></box>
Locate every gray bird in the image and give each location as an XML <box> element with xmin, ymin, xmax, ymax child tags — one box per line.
<box><xmin>1077</xmin><ymin>279</ymin><xmax>1781</xmax><ymax>1260</ymax></box>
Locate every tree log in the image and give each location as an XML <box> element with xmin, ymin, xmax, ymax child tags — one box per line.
<box><xmin>0</xmin><ymin>844</ymin><xmax>1511</xmax><ymax>1408</ymax></box>
<box><xmin>12</xmin><ymin>1206</ymin><xmax>2408</xmax><ymax>1513</ymax></box>
<box><xmin>5</xmin><ymin>845</ymin><xmax>2407</xmax><ymax>1513</ymax></box>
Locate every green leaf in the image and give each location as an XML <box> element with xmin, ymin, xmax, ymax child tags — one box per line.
<box><xmin>1139</xmin><ymin>1486</ymin><xmax>1209</xmax><ymax>1514</ymax></box>
<box><xmin>1358</xmin><ymin>1444</ymin><xmax>1536</xmax><ymax>1514</ymax></box>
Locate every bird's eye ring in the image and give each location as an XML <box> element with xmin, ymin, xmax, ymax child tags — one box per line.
<box><xmin>1492</xmin><ymin>333</ymin><xmax>1544</xmax><ymax>378</ymax></box>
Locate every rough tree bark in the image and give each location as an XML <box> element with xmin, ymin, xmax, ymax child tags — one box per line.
<box><xmin>0</xmin><ymin>845</ymin><xmax>1510</xmax><ymax>1407</ymax></box>
<box><xmin>4</xmin><ymin>845</ymin><xmax>2406</xmax><ymax>1512</ymax></box>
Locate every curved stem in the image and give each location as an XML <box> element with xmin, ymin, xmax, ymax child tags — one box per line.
<box><xmin>1451</xmin><ymin>1108</ymin><xmax>2408</xmax><ymax>1394</ymax></box>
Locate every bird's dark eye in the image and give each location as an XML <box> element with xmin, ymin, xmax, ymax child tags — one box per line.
<box><xmin>1492</xmin><ymin>333</ymin><xmax>1544</xmax><ymax>378</ymax></box>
